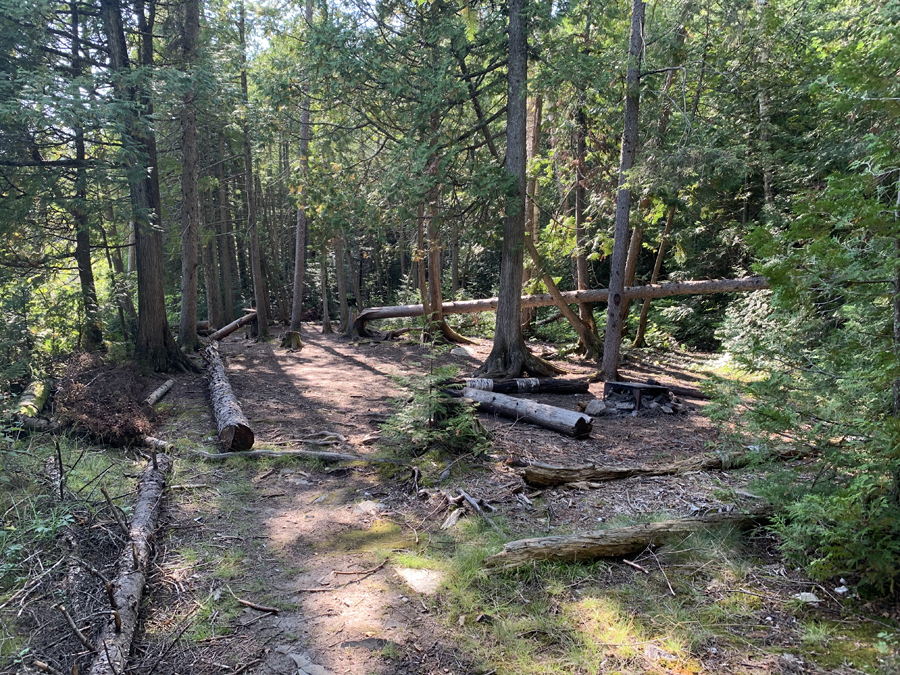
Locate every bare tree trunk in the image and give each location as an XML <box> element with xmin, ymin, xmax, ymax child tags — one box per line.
<box><xmin>346</xmin><ymin>231</ymin><xmax>364</xmax><ymax>314</ymax></box>
<box><xmin>756</xmin><ymin>0</ymin><xmax>774</xmax><ymax>208</ymax></box>
<box><xmin>478</xmin><ymin>0</ymin><xmax>557</xmax><ymax>378</ymax></box>
<box><xmin>574</xmin><ymin>99</ymin><xmax>594</xmax><ymax>332</ymax></box>
<box><xmin>239</xmin><ymin>2</ymin><xmax>268</xmax><ymax>339</ymax></box>
<box><xmin>336</xmin><ymin>231</ymin><xmax>349</xmax><ymax>331</ymax></box>
<box><xmin>521</xmin><ymin>94</ymin><xmax>542</xmax><ymax>329</ymax></box>
<box><xmin>619</xmin><ymin>222</ymin><xmax>644</xmax><ymax>323</ymax></box>
<box><xmin>416</xmin><ymin>204</ymin><xmax>431</xmax><ymax>315</ymax></box>
<box><xmin>290</xmin><ymin>0</ymin><xmax>312</xmax><ymax>331</ymax></box>
<box><xmin>450</xmin><ymin>220</ymin><xmax>459</xmax><ymax>299</ymax></box>
<box><xmin>217</xmin><ymin>135</ymin><xmax>236</xmax><ymax>321</ymax></box>
<box><xmin>426</xmin><ymin>189</ymin><xmax>472</xmax><ymax>344</ymax></box>
<box><xmin>321</xmin><ymin>248</ymin><xmax>332</xmax><ymax>334</ymax></box>
<box><xmin>177</xmin><ymin>0</ymin><xmax>201</xmax><ymax>351</ymax></box>
<box><xmin>601</xmin><ymin>0</ymin><xmax>645</xmax><ymax>381</ymax></box>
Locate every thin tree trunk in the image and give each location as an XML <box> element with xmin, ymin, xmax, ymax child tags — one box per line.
<box><xmin>217</xmin><ymin>136</ymin><xmax>236</xmax><ymax>321</ymax></box>
<box><xmin>451</xmin><ymin>220</ymin><xmax>459</xmax><ymax>299</ymax></box>
<box><xmin>336</xmin><ymin>231</ymin><xmax>349</xmax><ymax>331</ymax></box>
<box><xmin>100</xmin><ymin>212</ymin><xmax>137</xmax><ymax>337</ymax></box>
<box><xmin>522</xmin><ymin>94</ymin><xmax>542</xmax><ymax>329</ymax></box>
<box><xmin>345</xmin><ymin>231</ymin><xmax>364</xmax><ymax>314</ymax></box>
<box><xmin>177</xmin><ymin>0</ymin><xmax>202</xmax><ymax>350</ymax></box>
<box><xmin>619</xmin><ymin>223</ymin><xmax>644</xmax><ymax>323</ymax></box>
<box><xmin>601</xmin><ymin>0</ymin><xmax>645</xmax><ymax>381</ymax></box>
<box><xmin>426</xmin><ymin>187</ymin><xmax>472</xmax><ymax>344</ymax></box>
<box><xmin>290</xmin><ymin>0</ymin><xmax>312</xmax><ymax>331</ymax></box>
<box><xmin>239</xmin><ymin>2</ymin><xmax>268</xmax><ymax>339</ymax></box>
<box><xmin>321</xmin><ymin>248</ymin><xmax>332</xmax><ymax>334</ymax></box>
<box><xmin>416</xmin><ymin>205</ymin><xmax>430</xmax><ymax>315</ymax></box>
<box><xmin>574</xmin><ymin>98</ymin><xmax>594</xmax><ymax>331</ymax></box>
<box><xmin>756</xmin><ymin>0</ymin><xmax>774</xmax><ymax>207</ymax></box>
<box><xmin>633</xmin><ymin>204</ymin><xmax>674</xmax><ymax>347</ymax></box>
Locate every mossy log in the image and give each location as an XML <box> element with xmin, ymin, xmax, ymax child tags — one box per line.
<box><xmin>204</xmin><ymin>342</ymin><xmax>254</xmax><ymax>451</ymax></box>
<box><xmin>483</xmin><ymin>507</ymin><xmax>773</xmax><ymax>570</ymax></box>
<box><xmin>208</xmin><ymin>311</ymin><xmax>257</xmax><ymax>341</ymax></box>
<box><xmin>461</xmin><ymin>387</ymin><xmax>592</xmax><ymax>438</ymax></box>
<box><xmin>88</xmin><ymin>453</ymin><xmax>172</xmax><ymax>675</ymax></box>
<box><xmin>16</xmin><ymin>379</ymin><xmax>50</xmax><ymax>417</ymax></box>
<box><xmin>280</xmin><ymin>331</ymin><xmax>304</xmax><ymax>349</ymax></box>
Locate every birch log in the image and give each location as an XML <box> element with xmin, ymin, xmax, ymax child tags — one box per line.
<box><xmin>462</xmin><ymin>387</ymin><xmax>592</xmax><ymax>438</ymax></box>
<box><xmin>88</xmin><ymin>454</ymin><xmax>172</xmax><ymax>675</ymax></box>
<box><xmin>143</xmin><ymin>379</ymin><xmax>175</xmax><ymax>407</ymax></box>
<box><xmin>460</xmin><ymin>377</ymin><xmax>589</xmax><ymax>395</ymax></box>
<box><xmin>205</xmin><ymin>342</ymin><xmax>254</xmax><ymax>450</ymax></box>
<box><xmin>208</xmin><ymin>311</ymin><xmax>257</xmax><ymax>341</ymax></box>
<box><xmin>483</xmin><ymin>507</ymin><xmax>772</xmax><ymax>570</ymax></box>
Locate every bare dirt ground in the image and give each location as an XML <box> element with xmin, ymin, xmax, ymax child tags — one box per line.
<box><xmin>125</xmin><ymin>328</ymin><xmax>888</xmax><ymax>675</ymax></box>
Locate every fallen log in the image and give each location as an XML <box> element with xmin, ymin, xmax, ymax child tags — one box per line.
<box><xmin>16</xmin><ymin>379</ymin><xmax>50</xmax><ymax>417</ymax></box>
<box><xmin>143</xmin><ymin>379</ymin><xmax>175</xmax><ymax>407</ymax></box>
<box><xmin>204</xmin><ymin>342</ymin><xmax>254</xmax><ymax>451</ymax></box>
<box><xmin>354</xmin><ymin>276</ymin><xmax>769</xmax><ymax>336</ymax></box>
<box><xmin>522</xmin><ymin>447</ymin><xmax>810</xmax><ymax>486</ymax></box>
<box><xmin>208</xmin><ymin>311</ymin><xmax>257</xmax><ymax>341</ymax></box>
<box><xmin>190</xmin><ymin>448</ymin><xmax>405</xmax><ymax>464</ymax></box>
<box><xmin>461</xmin><ymin>387</ymin><xmax>592</xmax><ymax>438</ymax></box>
<box><xmin>458</xmin><ymin>377</ymin><xmax>589</xmax><ymax>395</ymax></box>
<box><xmin>88</xmin><ymin>453</ymin><xmax>172</xmax><ymax>675</ymax></box>
<box><xmin>483</xmin><ymin>507</ymin><xmax>773</xmax><ymax>570</ymax></box>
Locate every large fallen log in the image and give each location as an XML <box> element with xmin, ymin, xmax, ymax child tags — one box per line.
<box><xmin>483</xmin><ymin>507</ymin><xmax>773</xmax><ymax>570</ymax></box>
<box><xmin>522</xmin><ymin>447</ymin><xmax>811</xmax><ymax>486</ymax></box>
<box><xmin>88</xmin><ymin>453</ymin><xmax>172</xmax><ymax>675</ymax></box>
<box><xmin>459</xmin><ymin>377</ymin><xmax>589</xmax><ymax>395</ymax></box>
<box><xmin>204</xmin><ymin>343</ymin><xmax>254</xmax><ymax>451</ymax></box>
<box><xmin>354</xmin><ymin>276</ymin><xmax>769</xmax><ymax>335</ymax></box>
<box><xmin>208</xmin><ymin>311</ymin><xmax>257</xmax><ymax>341</ymax></box>
<box><xmin>461</xmin><ymin>387</ymin><xmax>592</xmax><ymax>438</ymax></box>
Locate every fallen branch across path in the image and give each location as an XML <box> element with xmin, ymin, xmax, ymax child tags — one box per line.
<box><xmin>205</xmin><ymin>342</ymin><xmax>254</xmax><ymax>451</ymax></box>
<box><xmin>483</xmin><ymin>507</ymin><xmax>773</xmax><ymax>570</ymax></box>
<box><xmin>88</xmin><ymin>453</ymin><xmax>172</xmax><ymax>675</ymax></box>
<box><xmin>522</xmin><ymin>448</ymin><xmax>811</xmax><ymax>486</ymax></box>
<box><xmin>208</xmin><ymin>311</ymin><xmax>257</xmax><ymax>341</ymax></box>
<box><xmin>354</xmin><ymin>276</ymin><xmax>769</xmax><ymax>335</ymax></box>
<box><xmin>460</xmin><ymin>387</ymin><xmax>592</xmax><ymax>438</ymax></box>
<box><xmin>190</xmin><ymin>448</ymin><xmax>406</xmax><ymax>465</ymax></box>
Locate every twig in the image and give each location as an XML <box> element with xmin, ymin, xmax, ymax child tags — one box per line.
<box><xmin>622</xmin><ymin>558</ymin><xmax>650</xmax><ymax>574</ymax></box>
<box><xmin>101</xmin><ymin>486</ymin><xmax>129</xmax><ymax>536</ymax></box>
<box><xmin>55</xmin><ymin>439</ymin><xmax>65</xmax><ymax>501</ymax></box>
<box><xmin>32</xmin><ymin>661</ymin><xmax>64</xmax><ymax>675</ymax></box>
<box><xmin>232</xmin><ymin>658</ymin><xmax>263</xmax><ymax>675</ymax></box>
<box><xmin>226</xmin><ymin>586</ymin><xmax>279</xmax><ymax>613</ymax></box>
<box><xmin>293</xmin><ymin>587</ymin><xmax>333</xmax><ymax>593</ymax></box>
<box><xmin>57</xmin><ymin>604</ymin><xmax>95</xmax><ymax>652</ymax></box>
<box><xmin>648</xmin><ymin>549</ymin><xmax>675</xmax><ymax>596</ymax></box>
<box><xmin>143</xmin><ymin>616</ymin><xmax>195</xmax><ymax>675</ymax></box>
<box><xmin>459</xmin><ymin>490</ymin><xmax>501</xmax><ymax>533</ymax></box>
<box><xmin>333</xmin><ymin>560</ymin><xmax>387</xmax><ymax>576</ymax></box>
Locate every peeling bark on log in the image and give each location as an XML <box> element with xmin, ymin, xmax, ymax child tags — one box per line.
<box><xmin>522</xmin><ymin>448</ymin><xmax>809</xmax><ymax>486</ymax></box>
<box><xmin>88</xmin><ymin>454</ymin><xmax>172</xmax><ymax>675</ymax></box>
<box><xmin>483</xmin><ymin>507</ymin><xmax>773</xmax><ymax>570</ymax></box>
<box><xmin>354</xmin><ymin>277</ymin><xmax>769</xmax><ymax>336</ymax></box>
<box><xmin>208</xmin><ymin>311</ymin><xmax>257</xmax><ymax>341</ymax></box>
<box><xmin>143</xmin><ymin>379</ymin><xmax>175</xmax><ymax>407</ymax></box>
<box><xmin>461</xmin><ymin>387</ymin><xmax>592</xmax><ymax>438</ymax></box>
<box><xmin>204</xmin><ymin>343</ymin><xmax>254</xmax><ymax>451</ymax></box>
<box><xmin>459</xmin><ymin>377</ymin><xmax>589</xmax><ymax>395</ymax></box>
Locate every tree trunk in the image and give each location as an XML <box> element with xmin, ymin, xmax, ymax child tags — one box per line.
<box><xmin>321</xmin><ymin>248</ymin><xmax>333</xmax><ymax>333</ymax></box>
<box><xmin>205</xmin><ymin>342</ymin><xmax>254</xmax><ymax>450</ymax></box>
<box><xmin>217</xmin><ymin>135</ymin><xmax>236</xmax><ymax>321</ymax></box>
<box><xmin>522</xmin><ymin>94</ymin><xmax>542</xmax><ymax>329</ymax></box>
<box><xmin>290</xmin><ymin>0</ymin><xmax>312</xmax><ymax>332</ymax></box>
<box><xmin>201</xmin><ymin>196</ymin><xmax>226</xmax><ymax>328</ymax></box>
<box><xmin>416</xmin><ymin>204</ymin><xmax>431</xmax><ymax>316</ymax></box>
<box><xmin>619</xmin><ymin>223</ymin><xmax>644</xmax><ymax>323</ymax></box>
<box><xmin>461</xmin><ymin>387</ymin><xmax>592</xmax><ymax>438</ymax></box>
<box><xmin>354</xmin><ymin>276</ymin><xmax>768</xmax><ymax>335</ymax></box>
<box><xmin>477</xmin><ymin>0</ymin><xmax>556</xmax><ymax>378</ymax></box>
<box><xmin>574</xmin><ymin>98</ymin><xmax>594</xmax><ymax>332</ymax></box>
<box><xmin>177</xmin><ymin>0</ymin><xmax>201</xmax><ymax>351</ymax></box>
<box><xmin>336</xmin><ymin>231</ymin><xmax>349</xmax><ymax>331</ymax></box>
<box><xmin>209</xmin><ymin>311</ymin><xmax>257</xmax><ymax>341</ymax></box>
<box><xmin>601</xmin><ymin>0</ymin><xmax>645</xmax><ymax>381</ymax></box>
<box><xmin>100</xmin><ymin>0</ymin><xmax>185</xmax><ymax>372</ymax></box>
<box><xmin>427</xmin><ymin>187</ymin><xmax>473</xmax><ymax>344</ymax></box>
<box><xmin>483</xmin><ymin>508</ymin><xmax>772</xmax><ymax>570</ymax></box>
<box><xmin>239</xmin><ymin>2</ymin><xmax>268</xmax><ymax>340</ymax></box>
<box><xmin>633</xmin><ymin>204</ymin><xmax>674</xmax><ymax>347</ymax></box>
<box><xmin>451</xmin><ymin>220</ymin><xmax>459</xmax><ymax>299</ymax></box>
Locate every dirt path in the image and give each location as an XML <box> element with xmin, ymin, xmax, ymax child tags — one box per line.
<box><xmin>139</xmin><ymin>329</ymin><xmax>796</xmax><ymax>675</ymax></box>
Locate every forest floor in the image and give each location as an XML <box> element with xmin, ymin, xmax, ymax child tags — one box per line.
<box><xmin>3</xmin><ymin>327</ymin><xmax>899</xmax><ymax>675</ymax></box>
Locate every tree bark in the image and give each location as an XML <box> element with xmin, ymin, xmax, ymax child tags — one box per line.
<box><xmin>601</xmin><ymin>0</ymin><xmax>645</xmax><ymax>381</ymax></box>
<box><xmin>204</xmin><ymin>342</ymin><xmax>254</xmax><ymax>450</ymax></box>
<box><xmin>321</xmin><ymin>248</ymin><xmax>332</xmax><ymax>334</ymax></box>
<box><xmin>522</xmin><ymin>94</ymin><xmax>542</xmax><ymax>329</ymax></box>
<box><xmin>290</xmin><ymin>0</ymin><xmax>312</xmax><ymax>332</ymax></box>
<box><xmin>460</xmin><ymin>377</ymin><xmax>589</xmax><ymax>395</ymax></box>
<box><xmin>336</xmin><ymin>231</ymin><xmax>349</xmax><ymax>332</ymax></box>
<box><xmin>477</xmin><ymin>0</ymin><xmax>556</xmax><ymax>378</ymax></box>
<box><xmin>483</xmin><ymin>508</ymin><xmax>772</xmax><ymax>570</ymax></box>
<box><xmin>574</xmin><ymin>98</ymin><xmax>594</xmax><ymax>332</ymax></box>
<box><xmin>619</xmin><ymin>223</ymin><xmax>644</xmax><ymax>322</ymax></box>
<box><xmin>87</xmin><ymin>454</ymin><xmax>172</xmax><ymax>675</ymax></box>
<box><xmin>239</xmin><ymin>2</ymin><xmax>269</xmax><ymax>340</ymax></box>
<box><xmin>633</xmin><ymin>204</ymin><xmax>674</xmax><ymax>347</ymax></box>
<box><xmin>461</xmin><ymin>387</ymin><xmax>592</xmax><ymax>438</ymax></box>
<box><xmin>217</xmin><ymin>135</ymin><xmax>236</xmax><ymax>321</ymax></box>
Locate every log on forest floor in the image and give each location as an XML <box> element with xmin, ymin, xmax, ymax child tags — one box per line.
<box><xmin>204</xmin><ymin>342</ymin><xmax>254</xmax><ymax>451</ymax></box>
<box><xmin>87</xmin><ymin>453</ymin><xmax>172</xmax><ymax>675</ymax></box>
<box><xmin>354</xmin><ymin>276</ymin><xmax>769</xmax><ymax>336</ymax></box>
<box><xmin>522</xmin><ymin>447</ymin><xmax>812</xmax><ymax>486</ymax></box>
<box><xmin>459</xmin><ymin>387</ymin><xmax>592</xmax><ymax>438</ymax></box>
<box><xmin>190</xmin><ymin>448</ymin><xmax>406</xmax><ymax>464</ymax></box>
<box><xmin>483</xmin><ymin>507</ymin><xmax>773</xmax><ymax>570</ymax></box>
<box><xmin>456</xmin><ymin>377</ymin><xmax>589</xmax><ymax>395</ymax></box>
<box><xmin>143</xmin><ymin>379</ymin><xmax>175</xmax><ymax>407</ymax></box>
<box><xmin>208</xmin><ymin>311</ymin><xmax>257</xmax><ymax>341</ymax></box>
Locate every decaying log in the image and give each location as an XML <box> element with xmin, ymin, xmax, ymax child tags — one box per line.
<box><xmin>483</xmin><ymin>507</ymin><xmax>773</xmax><ymax>570</ymax></box>
<box><xmin>88</xmin><ymin>453</ymin><xmax>172</xmax><ymax>675</ymax></box>
<box><xmin>354</xmin><ymin>276</ymin><xmax>769</xmax><ymax>335</ymax></box>
<box><xmin>143</xmin><ymin>379</ymin><xmax>175</xmax><ymax>407</ymax></box>
<box><xmin>143</xmin><ymin>436</ymin><xmax>172</xmax><ymax>452</ymax></box>
<box><xmin>458</xmin><ymin>377</ymin><xmax>589</xmax><ymax>395</ymax></box>
<box><xmin>208</xmin><ymin>311</ymin><xmax>257</xmax><ymax>341</ymax></box>
<box><xmin>461</xmin><ymin>387</ymin><xmax>592</xmax><ymax>438</ymax></box>
<box><xmin>204</xmin><ymin>343</ymin><xmax>254</xmax><ymax>451</ymax></box>
<box><xmin>522</xmin><ymin>447</ymin><xmax>810</xmax><ymax>487</ymax></box>
<box><xmin>16</xmin><ymin>379</ymin><xmax>50</xmax><ymax>417</ymax></box>
<box><xmin>190</xmin><ymin>448</ymin><xmax>406</xmax><ymax>464</ymax></box>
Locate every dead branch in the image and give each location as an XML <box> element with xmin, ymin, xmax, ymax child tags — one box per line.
<box><xmin>143</xmin><ymin>379</ymin><xmax>175</xmax><ymax>407</ymax></box>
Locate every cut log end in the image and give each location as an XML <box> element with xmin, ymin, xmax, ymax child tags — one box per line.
<box><xmin>220</xmin><ymin>424</ymin><xmax>255</xmax><ymax>452</ymax></box>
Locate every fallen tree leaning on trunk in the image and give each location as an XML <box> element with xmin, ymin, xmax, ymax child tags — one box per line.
<box><xmin>522</xmin><ymin>447</ymin><xmax>811</xmax><ymax>486</ymax></box>
<box><xmin>208</xmin><ymin>311</ymin><xmax>257</xmax><ymax>341</ymax></box>
<box><xmin>460</xmin><ymin>387</ymin><xmax>593</xmax><ymax>438</ymax></box>
<box><xmin>88</xmin><ymin>453</ymin><xmax>172</xmax><ymax>675</ymax></box>
<box><xmin>483</xmin><ymin>507</ymin><xmax>773</xmax><ymax>570</ymax></box>
<box><xmin>458</xmin><ymin>377</ymin><xmax>589</xmax><ymax>395</ymax></box>
<box><xmin>205</xmin><ymin>342</ymin><xmax>254</xmax><ymax>451</ymax></box>
<box><xmin>354</xmin><ymin>276</ymin><xmax>769</xmax><ymax>336</ymax></box>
